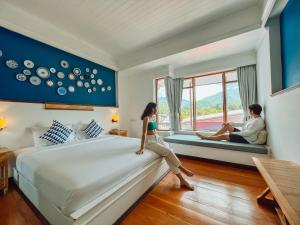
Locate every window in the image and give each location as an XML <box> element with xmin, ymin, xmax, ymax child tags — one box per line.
<box><xmin>155</xmin><ymin>70</ymin><xmax>244</xmax><ymax>131</ymax></box>
<box><xmin>155</xmin><ymin>79</ymin><xmax>171</xmax><ymax>130</ymax></box>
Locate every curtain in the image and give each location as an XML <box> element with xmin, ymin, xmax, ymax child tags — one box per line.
<box><xmin>164</xmin><ymin>76</ymin><xmax>183</xmax><ymax>131</ymax></box>
<box><xmin>237</xmin><ymin>65</ymin><xmax>258</xmax><ymax>121</ymax></box>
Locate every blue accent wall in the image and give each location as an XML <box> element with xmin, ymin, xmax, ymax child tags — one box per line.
<box><xmin>280</xmin><ymin>0</ymin><xmax>300</xmax><ymax>89</ymax></box>
<box><xmin>0</xmin><ymin>27</ymin><xmax>116</xmax><ymax>106</ymax></box>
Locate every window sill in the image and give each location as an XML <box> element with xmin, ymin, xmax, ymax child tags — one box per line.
<box><xmin>164</xmin><ymin>134</ymin><xmax>268</xmax><ymax>154</ymax></box>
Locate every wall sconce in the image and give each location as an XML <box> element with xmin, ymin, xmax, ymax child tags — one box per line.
<box><xmin>112</xmin><ymin>115</ymin><xmax>120</xmax><ymax>123</ymax></box>
<box><xmin>0</xmin><ymin>117</ymin><xmax>7</xmax><ymax>131</ymax></box>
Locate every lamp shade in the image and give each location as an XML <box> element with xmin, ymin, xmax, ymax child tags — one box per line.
<box><xmin>112</xmin><ymin>115</ymin><xmax>120</xmax><ymax>122</ymax></box>
<box><xmin>0</xmin><ymin>117</ymin><xmax>7</xmax><ymax>129</ymax></box>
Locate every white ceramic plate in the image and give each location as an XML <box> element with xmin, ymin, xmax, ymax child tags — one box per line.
<box><xmin>84</xmin><ymin>82</ymin><xmax>90</xmax><ymax>88</ymax></box>
<box><xmin>68</xmin><ymin>73</ymin><xmax>75</xmax><ymax>80</ymax></box>
<box><xmin>101</xmin><ymin>87</ymin><xmax>106</xmax><ymax>92</ymax></box>
<box><xmin>6</xmin><ymin>60</ymin><xmax>18</xmax><ymax>69</ymax></box>
<box><xmin>91</xmin><ymin>79</ymin><xmax>96</xmax><ymax>85</ymax></box>
<box><xmin>60</xmin><ymin>60</ymin><xmax>69</xmax><ymax>68</ymax></box>
<box><xmin>90</xmin><ymin>74</ymin><xmax>95</xmax><ymax>79</ymax></box>
<box><xmin>57</xmin><ymin>81</ymin><xmax>63</xmax><ymax>86</ymax></box>
<box><xmin>50</xmin><ymin>68</ymin><xmax>56</xmax><ymax>73</ymax></box>
<box><xmin>23</xmin><ymin>69</ymin><xmax>31</xmax><ymax>76</ymax></box>
<box><xmin>36</xmin><ymin>67</ymin><xmax>50</xmax><ymax>79</ymax></box>
<box><xmin>57</xmin><ymin>87</ymin><xmax>67</xmax><ymax>96</ymax></box>
<box><xmin>97</xmin><ymin>79</ymin><xmax>103</xmax><ymax>85</ymax></box>
<box><xmin>86</xmin><ymin>68</ymin><xmax>90</xmax><ymax>72</ymax></box>
<box><xmin>92</xmin><ymin>69</ymin><xmax>98</xmax><ymax>74</ymax></box>
<box><xmin>24</xmin><ymin>60</ymin><xmax>34</xmax><ymax>69</ymax></box>
<box><xmin>107</xmin><ymin>86</ymin><xmax>112</xmax><ymax>91</ymax></box>
<box><xmin>73</xmin><ymin>68</ymin><xmax>81</xmax><ymax>75</ymax></box>
<box><xmin>68</xmin><ymin>86</ymin><xmax>75</xmax><ymax>93</ymax></box>
<box><xmin>87</xmin><ymin>88</ymin><xmax>92</xmax><ymax>93</ymax></box>
<box><xmin>16</xmin><ymin>73</ymin><xmax>27</xmax><ymax>81</ymax></box>
<box><xmin>77</xmin><ymin>80</ymin><xmax>83</xmax><ymax>87</ymax></box>
<box><xmin>92</xmin><ymin>87</ymin><xmax>97</xmax><ymax>92</ymax></box>
<box><xmin>57</xmin><ymin>72</ymin><xmax>65</xmax><ymax>79</ymax></box>
<box><xmin>29</xmin><ymin>76</ymin><xmax>41</xmax><ymax>86</ymax></box>
<box><xmin>80</xmin><ymin>75</ymin><xmax>84</xmax><ymax>80</ymax></box>
<box><xmin>46</xmin><ymin>79</ymin><xmax>54</xmax><ymax>87</ymax></box>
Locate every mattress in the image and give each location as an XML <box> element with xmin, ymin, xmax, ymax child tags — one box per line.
<box><xmin>16</xmin><ymin>135</ymin><xmax>160</xmax><ymax>215</ymax></box>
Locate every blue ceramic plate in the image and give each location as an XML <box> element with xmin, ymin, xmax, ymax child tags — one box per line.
<box><xmin>57</xmin><ymin>87</ymin><xmax>67</xmax><ymax>96</ymax></box>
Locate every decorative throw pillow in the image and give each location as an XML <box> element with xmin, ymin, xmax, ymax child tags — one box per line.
<box><xmin>82</xmin><ymin>120</ymin><xmax>104</xmax><ymax>138</ymax></box>
<box><xmin>39</xmin><ymin>120</ymin><xmax>73</xmax><ymax>145</ymax></box>
<box><xmin>254</xmin><ymin>129</ymin><xmax>268</xmax><ymax>145</ymax></box>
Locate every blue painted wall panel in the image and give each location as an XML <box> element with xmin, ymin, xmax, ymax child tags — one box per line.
<box><xmin>280</xmin><ymin>0</ymin><xmax>300</xmax><ymax>89</ymax></box>
<box><xmin>0</xmin><ymin>27</ymin><xmax>116</xmax><ymax>106</ymax></box>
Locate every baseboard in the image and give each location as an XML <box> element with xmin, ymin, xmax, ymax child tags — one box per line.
<box><xmin>177</xmin><ymin>154</ymin><xmax>257</xmax><ymax>171</ymax></box>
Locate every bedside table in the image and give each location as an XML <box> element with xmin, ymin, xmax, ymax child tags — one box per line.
<box><xmin>0</xmin><ymin>148</ymin><xmax>9</xmax><ymax>195</ymax></box>
<box><xmin>109</xmin><ymin>129</ymin><xmax>128</xmax><ymax>137</ymax></box>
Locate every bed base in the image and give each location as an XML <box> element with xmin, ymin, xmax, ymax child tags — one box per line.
<box><xmin>14</xmin><ymin>158</ymin><xmax>169</xmax><ymax>225</ymax></box>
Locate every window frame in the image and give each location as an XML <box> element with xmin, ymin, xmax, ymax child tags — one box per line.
<box><xmin>155</xmin><ymin>69</ymin><xmax>241</xmax><ymax>131</ymax></box>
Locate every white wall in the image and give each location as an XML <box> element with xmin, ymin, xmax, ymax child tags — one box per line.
<box><xmin>118</xmin><ymin>51</ymin><xmax>256</xmax><ymax>138</ymax></box>
<box><xmin>0</xmin><ymin>101</ymin><xmax>119</xmax><ymax>149</ymax></box>
<box><xmin>256</xmin><ymin>27</ymin><xmax>300</xmax><ymax>164</ymax></box>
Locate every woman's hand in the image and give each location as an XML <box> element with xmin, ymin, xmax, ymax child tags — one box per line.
<box><xmin>136</xmin><ymin>149</ymin><xmax>144</xmax><ymax>155</ymax></box>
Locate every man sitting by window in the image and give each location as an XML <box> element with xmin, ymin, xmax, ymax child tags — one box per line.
<box><xmin>196</xmin><ymin>104</ymin><xmax>265</xmax><ymax>144</ymax></box>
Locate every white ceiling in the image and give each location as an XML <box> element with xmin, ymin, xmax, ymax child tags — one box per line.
<box><xmin>6</xmin><ymin>0</ymin><xmax>260</xmax><ymax>60</ymax></box>
<box><xmin>121</xmin><ymin>28</ymin><xmax>262</xmax><ymax>75</ymax></box>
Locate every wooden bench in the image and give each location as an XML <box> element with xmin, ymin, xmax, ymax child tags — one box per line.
<box><xmin>253</xmin><ymin>157</ymin><xmax>300</xmax><ymax>225</ymax></box>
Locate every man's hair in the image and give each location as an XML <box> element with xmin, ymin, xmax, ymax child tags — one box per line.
<box><xmin>249</xmin><ymin>104</ymin><xmax>262</xmax><ymax>115</ymax></box>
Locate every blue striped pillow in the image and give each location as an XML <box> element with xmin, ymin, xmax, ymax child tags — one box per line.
<box><xmin>82</xmin><ymin>120</ymin><xmax>104</xmax><ymax>138</ymax></box>
<box><xmin>40</xmin><ymin>120</ymin><xmax>73</xmax><ymax>144</ymax></box>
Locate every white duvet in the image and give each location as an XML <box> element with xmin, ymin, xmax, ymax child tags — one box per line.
<box><xmin>16</xmin><ymin>135</ymin><xmax>160</xmax><ymax>215</ymax></box>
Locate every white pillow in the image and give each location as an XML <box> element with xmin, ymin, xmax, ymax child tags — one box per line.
<box><xmin>73</xmin><ymin>122</ymin><xmax>89</xmax><ymax>140</ymax></box>
<box><xmin>254</xmin><ymin>129</ymin><xmax>268</xmax><ymax>145</ymax></box>
<box><xmin>31</xmin><ymin>124</ymin><xmax>76</xmax><ymax>147</ymax></box>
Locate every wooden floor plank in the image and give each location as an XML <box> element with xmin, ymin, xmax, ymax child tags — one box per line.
<box><xmin>0</xmin><ymin>158</ymin><xmax>280</xmax><ymax>225</ymax></box>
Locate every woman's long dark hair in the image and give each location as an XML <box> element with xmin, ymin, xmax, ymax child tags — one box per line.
<box><xmin>141</xmin><ymin>102</ymin><xmax>157</xmax><ymax>120</ymax></box>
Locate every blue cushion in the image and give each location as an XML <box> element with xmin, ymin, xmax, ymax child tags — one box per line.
<box><xmin>82</xmin><ymin>120</ymin><xmax>103</xmax><ymax>138</ymax></box>
<box><xmin>40</xmin><ymin>120</ymin><xmax>73</xmax><ymax>144</ymax></box>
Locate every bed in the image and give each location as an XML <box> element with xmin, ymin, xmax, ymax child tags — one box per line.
<box><xmin>13</xmin><ymin>135</ymin><xmax>169</xmax><ymax>225</ymax></box>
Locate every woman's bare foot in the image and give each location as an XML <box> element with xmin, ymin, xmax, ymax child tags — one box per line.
<box><xmin>180</xmin><ymin>179</ymin><xmax>194</xmax><ymax>190</ymax></box>
<box><xmin>180</xmin><ymin>167</ymin><xmax>194</xmax><ymax>177</ymax></box>
<box><xmin>196</xmin><ymin>132</ymin><xmax>207</xmax><ymax>139</ymax></box>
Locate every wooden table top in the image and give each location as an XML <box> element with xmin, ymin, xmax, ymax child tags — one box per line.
<box><xmin>253</xmin><ymin>157</ymin><xmax>300</xmax><ymax>225</ymax></box>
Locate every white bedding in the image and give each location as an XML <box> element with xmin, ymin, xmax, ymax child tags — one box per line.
<box><xmin>16</xmin><ymin>135</ymin><xmax>160</xmax><ymax>215</ymax></box>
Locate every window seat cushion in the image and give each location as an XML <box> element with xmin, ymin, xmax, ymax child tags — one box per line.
<box><xmin>164</xmin><ymin>134</ymin><xmax>268</xmax><ymax>154</ymax></box>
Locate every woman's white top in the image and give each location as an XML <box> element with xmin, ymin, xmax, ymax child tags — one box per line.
<box><xmin>232</xmin><ymin>116</ymin><xmax>265</xmax><ymax>144</ymax></box>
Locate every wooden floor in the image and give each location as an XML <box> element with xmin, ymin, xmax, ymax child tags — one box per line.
<box><xmin>0</xmin><ymin>158</ymin><xmax>280</xmax><ymax>225</ymax></box>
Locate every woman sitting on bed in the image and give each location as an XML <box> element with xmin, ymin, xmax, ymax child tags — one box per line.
<box><xmin>196</xmin><ymin>104</ymin><xmax>265</xmax><ymax>144</ymax></box>
<box><xmin>136</xmin><ymin>102</ymin><xmax>194</xmax><ymax>190</ymax></box>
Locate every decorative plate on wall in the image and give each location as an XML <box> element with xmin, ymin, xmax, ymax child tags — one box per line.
<box><xmin>16</xmin><ymin>73</ymin><xmax>26</xmax><ymax>81</ymax></box>
<box><xmin>0</xmin><ymin>50</ymin><xmax>2</xmax><ymax>57</ymax></box>
<box><xmin>80</xmin><ymin>75</ymin><xmax>84</xmax><ymax>80</ymax></box>
<box><xmin>36</xmin><ymin>67</ymin><xmax>50</xmax><ymax>79</ymax></box>
<box><xmin>57</xmin><ymin>72</ymin><xmax>65</xmax><ymax>79</ymax></box>
<box><xmin>57</xmin><ymin>81</ymin><xmax>63</xmax><ymax>86</ymax></box>
<box><xmin>90</xmin><ymin>74</ymin><xmax>95</xmax><ymax>79</ymax></box>
<box><xmin>91</xmin><ymin>79</ymin><xmax>96</xmax><ymax>85</ymax></box>
<box><xmin>77</xmin><ymin>80</ymin><xmax>83</xmax><ymax>87</ymax></box>
<box><xmin>6</xmin><ymin>60</ymin><xmax>18</xmax><ymax>69</ymax></box>
<box><xmin>84</xmin><ymin>82</ymin><xmax>90</xmax><ymax>88</ymax></box>
<box><xmin>60</xmin><ymin>60</ymin><xmax>69</xmax><ymax>68</ymax></box>
<box><xmin>107</xmin><ymin>86</ymin><xmax>112</xmax><ymax>91</ymax></box>
<box><xmin>101</xmin><ymin>87</ymin><xmax>106</xmax><ymax>92</ymax></box>
<box><xmin>92</xmin><ymin>87</ymin><xmax>97</xmax><ymax>92</ymax></box>
<box><xmin>92</xmin><ymin>69</ymin><xmax>98</xmax><ymax>74</ymax></box>
<box><xmin>86</xmin><ymin>68</ymin><xmax>90</xmax><ymax>72</ymax></box>
<box><xmin>73</xmin><ymin>68</ymin><xmax>81</xmax><ymax>75</ymax></box>
<box><xmin>68</xmin><ymin>73</ymin><xmax>75</xmax><ymax>80</ymax></box>
<box><xmin>29</xmin><ymin>76</ymin><xmax>41</xmax><ymax>86</ymax></box>
<box><xmin>57</xmin><ymin>87</ymin><xmax>67</xmax><ymax>96</ymax></box>
<box><xmin>97</xmin><ymin>79</ymin><xmax>103</xmax><ymax>85</ymax></box>
<box><xmin>87</xmin><ymin>88</ymin><xmax>92</xmax><ymax>93</ymax></box>
<box><xmin>68</xmin><ymin>86</ymin><xmax>75</xmax><ymax>93</ymax></box>
<box><xmin>50</xmin><ymin>68</ymin><xmax>56</xmax><ymax>73</ymax></box>
<box><xmin>46</xmin><ymin>79</ymin><xmax>54</xmax><ymax>87</ymax></box>
<box><xmin>24</xmin><ymin>60</ymin><xmax>34</xmax><ymax>68</ymax></box>
<box><xmin>23</xmin><ymin>69</ymin><xmax>31</xmax><ymax>76</ymax></box>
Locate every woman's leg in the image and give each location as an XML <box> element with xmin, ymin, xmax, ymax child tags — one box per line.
<box><xmin>146</xmin><ymin>142</ymin><xmax>194</xmax><ymax>190</ymax></box>
<box><xmin>196</xmin><ymin>133</ymin><xmax>230</xmax><ymax>141</ymax></box>
<box><xmin>213</xmin><ymin>123</ymin><xmax>235</xmax><ymax>136</ymax></box>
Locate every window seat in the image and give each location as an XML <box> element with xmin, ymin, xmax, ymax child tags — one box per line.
<box><xmin>164</xmin><ymin>134</ymin><xmax>268</xmax><ymax>154</ymax></box>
